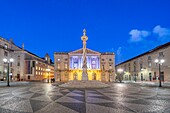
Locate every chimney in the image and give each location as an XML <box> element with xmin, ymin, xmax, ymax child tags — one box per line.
<box><xmin>9</xmin><ymin>38</ymin><xmax>14</xmax><ymax>44</ymax></box>
<box><xmin>22</xmin><ymin>43</ymin><xmax>24</xmax><ymax>50</ymax></box>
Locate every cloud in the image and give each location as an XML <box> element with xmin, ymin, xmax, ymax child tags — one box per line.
<box><xmin>129</xmin><ymin>29</ymin><xmax>150</xmax><ymax>42</ymax></box>
<box><xmin>153</xmin><ymin>25</ymin><xmax>170</xmax><ymax>38</ymax></box>
<box><xmin>117</xmin><ymin>46</ymin><xmax>122</xmax><ymax>55</ymax></box>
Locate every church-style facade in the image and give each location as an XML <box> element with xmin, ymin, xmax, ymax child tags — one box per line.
<box><xmin>54</xmin><ymin>30</ymin><xmax>115</xmax><ymax>82</ymax></box>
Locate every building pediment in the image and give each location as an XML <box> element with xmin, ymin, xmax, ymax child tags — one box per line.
<box><xmin>69</xmin><ymin>48</ymin><xmax>101</xmax><ymax>55</ymax></box>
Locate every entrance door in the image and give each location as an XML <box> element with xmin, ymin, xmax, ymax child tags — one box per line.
<box><xmin>161</xmin><ymin>72</ymin><xmax>164</xmax><ymax>81</ymax></box>
<box><xmin>92</xmin><ymin>73</ymin><xmax>96</xmax><ymax>80</ymax></box>
<box><xmin>141</xmin><ymin>73</ymin><xmax>143</xmax><ymax>81</ymax></box>
<box><xmin>73</xmin><ymin>73</ymin><xmax>78</xmax><ymax>80</ymax></box>
<box><xmin>149</xmin><ymin>73</ymin><xmax>152</xmax><ymax>81</ymax></box>
<box><xmin>17</xmin><ymin>74</ymin><xmax>20</xmax><ymax>81</ymax></box>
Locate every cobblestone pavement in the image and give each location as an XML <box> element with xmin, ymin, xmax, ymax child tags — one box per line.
<box><xmin>0</xmin><ymin>82</ymin><xmax>170</xmax><ymax>113</ymax></box>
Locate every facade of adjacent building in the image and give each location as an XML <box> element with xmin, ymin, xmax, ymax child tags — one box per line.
<box><xmin>0</xmin><ymin>37</ymin><xmax>54</xmax><ymax>81</ymax></box>
<box><xmin>54</xmin><ymin>30</ymin><xmax>115</xmax><ymax>82</ymax></box>
<box><xmin>116</xmin><ymin>42</ymin><xmax>170</xmax><ymax>82</ymax></box>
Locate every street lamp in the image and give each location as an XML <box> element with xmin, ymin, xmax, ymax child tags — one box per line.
<box><xmin>155</xmin><ymin>58</ymin><xmax>165</xmax><ymax>87</ymax></box>
<box><xmin>3</xmin><ymin>58</ymin><xmax>14</xmax><ymax>87</ymax></box>
<box><xmin>117</xmin><ymin>68</ymin><xmax>123</xmax><ymax>83</ymax></box>
<box><xmin>46</xmin><ymin>68</ymin><xmax>51</xmax><ymax>83</ymax></box>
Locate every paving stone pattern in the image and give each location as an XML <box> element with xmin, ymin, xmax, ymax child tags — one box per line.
<box><xmin>0</xmin><ymin>82</ymin><xmax>170</xmax><ymax>113</ymax></box>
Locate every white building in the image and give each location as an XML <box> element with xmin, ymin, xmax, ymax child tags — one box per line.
<box><xmin>116</xmin><ymin>42</ymin><xmax>170</xmax><ymax>82</ymax></box>
<box><xmin>0</xmin><ymin>37</ymin><xmax>54</xmax><ymax>81</ymax></box>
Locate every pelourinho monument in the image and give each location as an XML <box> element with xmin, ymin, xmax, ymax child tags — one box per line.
<box><xmin>81</xmin><ymin>29</ymin><xmax>89</xmax><ymax>80</ymax></box>
<box><xmin>59</xmin><ymin>29</ymin><xmax>110</xmax><ymax>88</ymax></box>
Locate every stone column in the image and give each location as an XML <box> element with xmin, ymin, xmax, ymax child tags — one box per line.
<box><xmin>81</xmin><ymin>29</ymin><xmax>88</xmax><ymax>80</ymax></box>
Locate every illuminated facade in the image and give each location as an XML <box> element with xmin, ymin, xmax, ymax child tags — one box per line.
<box><xmin>0</xmin><ymin>37</ymin><xmax>54</xmax><ymax>81</ymax></box>
<box><xmin>54</xmin><ymin>30</ymin><xmax>115</xmax><ymax>82</ymax></box>
<box><xmin>116</xmin><ymin>42</ymin><xmax>170</xmax><ymax>82</ymax></box>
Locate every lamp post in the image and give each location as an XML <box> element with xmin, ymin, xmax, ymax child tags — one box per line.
<box><xmin>3</xmin><ymin>58</ymin><xmax>14</xmax><ymax>87</ymax></box>
<box><xmin>46</xmin><ymin>68</ymin><xmax>51</xmax><ymax>83</ymax></box>
<box><xmin>117</xmin><ymin>68</ymin><xmax>123</xmax><ymax>83</ymax></box>
<box><xmin>155</xmin><ymin>58</ymin><xmax>165</xmax><ymax>87</ymax></box>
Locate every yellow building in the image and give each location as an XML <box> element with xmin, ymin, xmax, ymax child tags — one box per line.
<box><xmin>54</xmin><ymin>30</ymin><xmax>115</xmax><ymax>82</ymax></box>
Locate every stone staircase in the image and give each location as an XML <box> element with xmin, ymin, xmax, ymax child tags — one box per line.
<box><xmin>59</xmin><ymin>80</ymin><xmax>109</xmax><ymax>88</ymax></box>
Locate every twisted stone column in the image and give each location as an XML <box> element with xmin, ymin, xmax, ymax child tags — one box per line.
<box><xmin>81</xmin><ymin>29</ymin><xmax>88</xmax><ymax>80</ymax></box>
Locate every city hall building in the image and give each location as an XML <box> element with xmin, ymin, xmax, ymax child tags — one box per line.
<box><xmin>54</xmin><ymin>30</ymin><xmax>115</xmax><ymax>82</ymax></box>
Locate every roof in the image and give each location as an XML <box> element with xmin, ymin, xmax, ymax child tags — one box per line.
<box><xmin>69</xmin><ymin>48</ymin><xmax>101</xmax><ymax>55</ymax></box>
<box><xmin>16</xmin><ymin>46</ymin><xmax>45</xmax><ymax>60</ymax></box>
<box><xmin>1</xmin><ymin>37</ymin><xmax>53</xmax><ymax>65</ymax></box>
<box><xmin>54</xmin><ymin>52</ymin><xmax>68</xmax><ymax>55</ymax></box>
<box><xmin>55</xmin><ymin>48</ymin><xmax>115</xmax><ymax>55</ymax></box>
<box><xmin>116</xmin><ymin>41</ymin><xmax>170</xmax><ymax>66</ymax></box>
<box><xmin>101</xmin><ymin>52</ymin><xmax>114</xmax><ymax>55</ymax></box>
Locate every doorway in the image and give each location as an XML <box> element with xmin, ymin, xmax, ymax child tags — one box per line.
<box><xmin>73</xmin><ymin>73</ymin><xmax>78</xmax><ymax>80</ymax></box>
<box><xmin>92</xmin><ymin>73</ymin><xmax>96</xmax><ymax>80</ymax></box>
<box><xmin>17</xmin><ymin>74</ymin><xmax>20</xmax><ymax>81</ymax></box>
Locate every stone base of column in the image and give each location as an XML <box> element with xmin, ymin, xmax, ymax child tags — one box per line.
<box><xmin>82</xmin><ymin>71</ymin><xmax>88</xmax><ymax>80</ymax></box>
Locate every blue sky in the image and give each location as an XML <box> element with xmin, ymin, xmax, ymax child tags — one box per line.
<box><xmin>0</xmin><ymin>0</ymin><xmax>170</xmax><ymax>64</ymax></box>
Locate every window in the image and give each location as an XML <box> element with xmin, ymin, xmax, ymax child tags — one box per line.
<box><xmin>65</xmin><ymin>58</ymin><xmax>68</xmax><ymax>61</ymax></box>
<box><xmin>124</xmin><ymin>64</ymin><xmax>126</xmax><ymax>71</ymax></box>
<box><xmin>57</xmin><ymin>58</ymin><xmax>60</xmax><ymax>61</ymax></box>
<box><xmin>36</xmin><ymin>66</ymin><xmax>38</xmax><ymax>70</ymax></box>
<box><xmin>4</xmin><ymin>44</ymin><xmax>8</xmax><ymax>49</ymax></box>
<box><xmin>148</xmin><ymin>56</ymin><xmax>152</xmax><ymax>60</ymax></box>
<box><xmin>4</xmin><ymin>51</ymin><xmax>8</xmax><ymax>56</ymax></box>
<box><xmin>57</xmin><ymin>64</ymin><xmax>60</xmax><ymax>69</ymax></box>
<box><xmin>134</xmin><ymin>66</ymin><xmax>136</xmax><ymax>72</ymax></box>
<box><xmin>109</xmin><ymin>59</ymin><xmax>112</xmax><ymax>61</ymax></box>
<box><xmin>134</xmin><ymin>61</ymin><xmax>136</xmax><ymax>65</ymax></box>
<box><xmin>74</xmin><ymin>63</ymin><xmax>78</xmax><ymax>69</ymax></box>
<box><xmin>102</xmin><ymin>65</ymin><xmax>105</xmax><ymax>70</ymax></box>
<box><xmin>73</xmin><ymin>58</ymin><xmax>78</xmax><ymax>69</ymax></box>
<box><xmin>102</xmin><ymin>59</ymin><xmax>104</xmax><ymax>61</ymax></box>
<box><xmin>159</xmin><ymin>52</ymin><xmax>164</xmax><ymax>58</ymax></box>
<box><xmin>32</xmin><ymin>61</ymin><xmax>35</xmax><ymax>67</ymax></box>
<box><xmin>128</xmin><ymin>63</ymin><xmax>131</xmax><ymax>71</ymax></box>
<box><xmin>92</xmin><ymin>60</ymin><xmax>96</xmax><ymax>64</ymax></box>
<box><xmin>17</xmin><ymin>62</ymin><xmax>20</xmax><ymax>66</ymax></box>
<box><xmin>18</xmin><ymin>55</ymin><xmax>20</xmax><ymax>59</ymax></box>
<box><xmin>148</xmin><ymin>61</ymin><xmax>151</xmax><ymax>68</ymax></box>
<box><xmin>65</xmin><ymin>63</ymin><xmax>67</xmax><ymax>69</ymax></box>
<box><xmin>28</xmin><ymin>75</ymin><xmax>30</xmax><ymax>79</ymax></box>
<box><xmin>109</xmin><ymin>64</ymin><xmax>112</xmax><ymax>69</ymax></box>
<box><xmin>140</xmin><ymin>63</ymin><xmax>143</xmax><ymax>70</ymax></box>
<box><xmin>36</xmin><ymin>71</ymin><xmax>37</xmax><ymax>75</ymax></box>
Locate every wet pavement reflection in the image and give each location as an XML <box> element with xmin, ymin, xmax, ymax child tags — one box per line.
<box><xmin>0</xmin><ymin>82</ymin><xmax>170</xmax><ymax>113</ymax></box>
